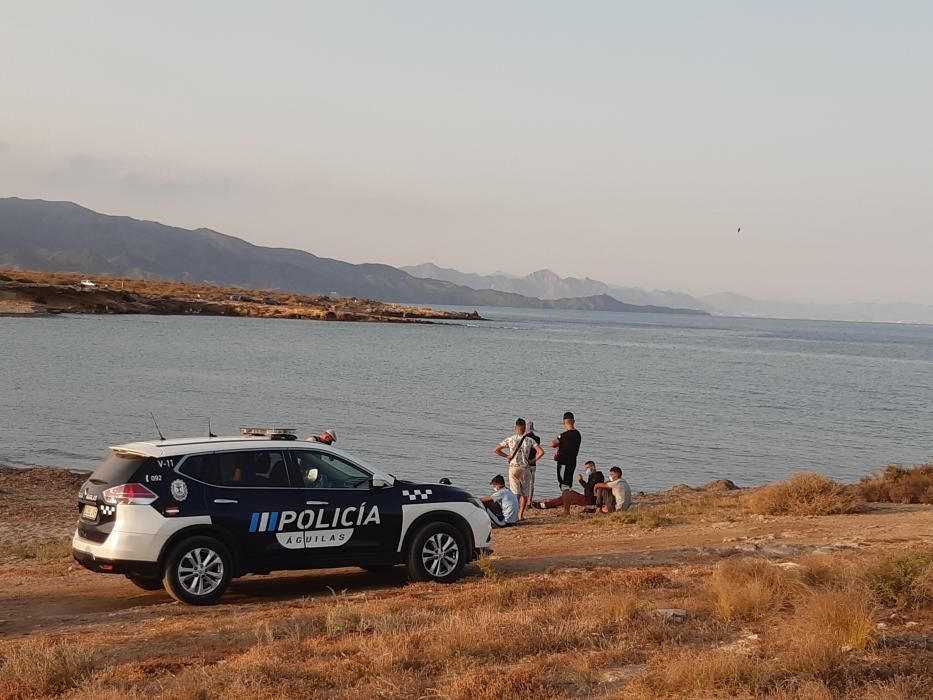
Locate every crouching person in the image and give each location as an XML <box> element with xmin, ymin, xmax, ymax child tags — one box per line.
<box><xmin>593</xmin><ymin>467</ymin><xmax>632</xmax><ymax>513</ymax></box>
<box><xmin>481</xmin><ymin>474</ymin><xmax>519</xmax><ymax>527</ymax></box>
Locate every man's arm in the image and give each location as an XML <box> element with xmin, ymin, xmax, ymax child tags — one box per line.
<box><xmin>533</xmin><ymin>443</ymin><xmax>545</xmax><ymax>463</ymax></box>
<box><xmin>480</xmin><ymin>494</ymin><xmax>493</xmax><ymax>503</ymax></box>
<box><xmin>593</xmin><ymin>482</ymin><xmax>608</xmax><ymax>491</ymax></box>
<box><xmin>493</xmin><ymin>444</ymin><xmax>510</xmax><ymax>461</ymax></box>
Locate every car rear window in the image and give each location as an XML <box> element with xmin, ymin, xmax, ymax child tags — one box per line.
<box><xmin>90</xmin><ymin>454</ymin><xmax>151</xmax><ymax>485</ymax></box>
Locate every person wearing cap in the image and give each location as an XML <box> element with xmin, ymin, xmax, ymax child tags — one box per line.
<box><xmin>551</xmin><ymin>411</ymin><xmax>581</xmax><ymax>491</ymax></box>
<box><xmin>524</xmin><ymin>420</ymin><xmax>542</xmax><ymax>505</ymax></box>
<box><xmin>493</xmin><ymin>418</ymin><xmax>545</xmax><ymax>521</ymax></box>
<box><xmin>307</xmin><ymin>429</ymin><xmax>337</xmax><ymax>445</ymax></box>
<box><xmin>593</xmin><ymin>466</ymin><xmax>632</xmax><ymax>512</ymax></box>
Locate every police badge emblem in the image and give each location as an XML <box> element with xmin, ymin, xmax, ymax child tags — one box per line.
<box><xmin>170</xmin><ymin>479</ymin><xmax>189</xmax><ymax>502</ymax></box>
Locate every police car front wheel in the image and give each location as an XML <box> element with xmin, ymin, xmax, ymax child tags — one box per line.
<box><xmin>406</xmin><ymin>522</ymin><xmax>467</xmax><ymax>583</ymax></box>
<box><xmin>162</xmin><ymin>536</ymin><xmax>233</xmax><ymax>605</ymax></box>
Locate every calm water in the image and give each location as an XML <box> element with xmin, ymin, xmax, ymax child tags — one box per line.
<box><xmin>2</xmin><ymin>309</ymin><xmax>932</xmax><ymax>497</ymax></box>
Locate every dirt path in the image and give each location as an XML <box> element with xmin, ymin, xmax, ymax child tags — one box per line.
<box><xmin>2</xmin><ymin>499</ymin><xmax>930</xmax><ymax>640</ymax></box>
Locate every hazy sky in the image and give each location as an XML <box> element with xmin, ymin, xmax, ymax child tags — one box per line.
<box><xmin>2</xmin><ymin>2</ymin><xmax>932</xmax><ymax>303</ymax></box>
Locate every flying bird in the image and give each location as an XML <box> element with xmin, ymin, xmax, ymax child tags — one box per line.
<box><xmin>737</xmin><ymin>226</ymin><xmax>742</xmax><ymax>233</ymax></box>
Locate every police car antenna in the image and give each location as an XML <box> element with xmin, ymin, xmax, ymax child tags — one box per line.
<box><xmin>208</xmin><ymin>418</ymin><xmax>217</xmax><ymax>438</ymax></box>
<box><xmin>150</xmin><ymin>412</ymin><xmax>166</xmax><ymax>441</ymax></box>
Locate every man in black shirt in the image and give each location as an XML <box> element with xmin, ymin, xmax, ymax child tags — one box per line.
<box><xmin>552</xmin><ymin>411</ymin><xmax>581</xmax><ymax>491</ymax></box>
<box><xmin>535</xmin><ymin>460</ymin><xmax>604</xmax><ymax>514</ymax></box>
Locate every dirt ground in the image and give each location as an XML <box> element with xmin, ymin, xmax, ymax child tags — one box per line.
<box><xmin>1</xmin><ymin>465</ymin><xmax>930</xmax><ymax>638</ymax></box>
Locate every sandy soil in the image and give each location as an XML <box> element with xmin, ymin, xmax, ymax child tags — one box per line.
<box><xmin>1</xmin><ymin>465</ymin><xmax>931</xmax><ymax>641</ymax></box>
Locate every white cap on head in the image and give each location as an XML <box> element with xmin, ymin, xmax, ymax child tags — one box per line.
<box><xmin>324</xmin><ymin>429</ymin><xmax>337</xmax><ymax>443</ymax></box>
<box><xmin>526</xmin><ymin>421</ymin><xmax>535</xmax><ymax>432</ymax></box>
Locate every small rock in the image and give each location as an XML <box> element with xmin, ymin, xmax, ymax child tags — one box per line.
<box><xmin>734</xmin><ymin>543</ymin><xmax>759</xmax><ymax>553</ymax></box>
<box><xmin>877</xmin><ymin>622</ymin><xmax>888</xmax><ymax>629</ymax></box>
<box><xmin>774</xmin><ymin>562</ymin><xmax>803</xmax><ymax>571</ymax></box>
<box><xmin>906</xmin><ymin>621</ymin><xmax>919</xmax><ymax>628</ymax></box>
<box><xmin>653</xmin><ymin>608</ymin><xmax>687</xmax><ymax>623</ymax></box>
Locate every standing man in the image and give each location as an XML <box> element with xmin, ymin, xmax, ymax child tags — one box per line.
<box><xmin>525</xmin><ymin>420</ymin><xmax>542</xmax><ymax>506</ymax></box>
<box><xmin>551</xmin><ymin>411</ymin><xmax>581</xmax><ymax>491</ymax></box>
<box><xmin>307</xmin><ymin>429</ymin><xmax>337</xmax><ymax>445</ymax></box>
<box><xmin>493</xmin><ymin>418</ymin><xmax>545</xmax><ymax>521</ymax></box>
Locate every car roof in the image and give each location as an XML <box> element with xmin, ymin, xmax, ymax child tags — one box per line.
<box><xmin>110</xmin><ymin>436</ymin><xmax>394</xmax><ymax>483</ymax></box>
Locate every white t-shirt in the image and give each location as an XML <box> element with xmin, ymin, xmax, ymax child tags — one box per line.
<box><xmin>605</xmin><ymin>478</ymin><xmax>632</xmax><ymax>511</ymax></box>
<box><xmin>490</xmin><ymin>487</ymin><xmax>519</xmax><ymax>523</ymax></box>
<box><xmin>499</xmin><ymin>434</ymin><xmax>535</xmax><ymax>468</ymax></box>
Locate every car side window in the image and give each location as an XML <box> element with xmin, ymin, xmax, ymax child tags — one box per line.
<box><xmin>179</xmin><ymin>450</ymin><xmax>290</xmax><ymax>487</ymax></box>
<box><xmin>289</xmin><ymin>450</ymin><xmax>372</xmax><ymax>490</ymax></box>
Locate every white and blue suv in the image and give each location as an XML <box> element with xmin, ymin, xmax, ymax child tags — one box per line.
<box><xmin>72</xmin><ymin>428</ymin><xmax>492</xmax><ymax>604</ymax></box>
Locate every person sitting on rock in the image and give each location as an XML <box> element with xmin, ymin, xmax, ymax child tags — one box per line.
<box><xmin>594</xmin><ymin>466</ymin><xmax>632</xmax><ymax>513</ymax></box>
<box><xmin>535</xmin><ymin>460</ymin><xmax>604</xmax><ymax>513</ymax></box>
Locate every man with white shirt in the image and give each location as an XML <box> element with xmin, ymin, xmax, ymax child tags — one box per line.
<box><xmin>594</xmin><ymin>466</ymin><xmax>632</xmax><ymax>513</ymax></box>
<box><xmin>481</xmin><ymin>474</ymin><xmax>519</xmax><ymax>527</ymax></box>
<box><xmin>493</xmin><ymin>418</ymin><xmax>545</xmax><ymax>521</ymax></box>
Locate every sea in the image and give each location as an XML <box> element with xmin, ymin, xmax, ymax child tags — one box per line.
<box><xmin>2</xmin><ymin>308</ymin><xmax>932</xmax><ymax>497</ymax></box>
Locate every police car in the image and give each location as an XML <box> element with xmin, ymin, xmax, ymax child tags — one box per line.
<box><xmin>71</xmin><ymin>428</ymin><xmax>493</xmax><ymax>605</ymax></box>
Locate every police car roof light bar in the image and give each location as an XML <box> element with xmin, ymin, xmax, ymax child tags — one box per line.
<box><xmin>239</xmin><ymin>427</ymin><xmax>298</xmax><ymax>440</ymax></box>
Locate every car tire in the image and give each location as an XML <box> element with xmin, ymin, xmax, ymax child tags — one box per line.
<box><xmin>162</xmin><ymin>536</ymin><xmax>232</xmax><ymax>605</ymax></box>
<box><xmin>125</xmin><ymin>575</ymin><xmax>164</xmax><ymax>591</ymax></box>
<box><xmin>406</xmin><ymin>522</ymin><xmax>467</xmax><ymax>583</ymax></box>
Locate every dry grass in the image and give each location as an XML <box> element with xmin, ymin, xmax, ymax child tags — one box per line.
<box><xmin>710</xmin><ymin>558</ymin><xmax>802</xmax><ymax>621</ymax></box>
<box><xmin>859</xmin><ymin>465</ymin><xmax>933</xmax><ymax>504</ymax></box>
<box><xmin>866</xmin><ymin>554</ymin><xmax>933</xmax><ymax>609</ymax></box>
<box><xmin>746</xmin><ymin>472</ymin><xmax>865</xmax><ymax>516</ymax></box>
<box><xmin>0</xmin><ymin>639</ymin><xmax>99</xmax><ymax>699</ymax></box>
<box><xmin>3</xmin><ymin>538</ymin><xmax>73</xmax><ymax>563</ymax></box>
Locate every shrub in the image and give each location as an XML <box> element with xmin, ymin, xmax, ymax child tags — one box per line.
<box><xmin>866</xmin><ymin>554</ymin><xmax>933</xmax><ymax>609</ymax></box>
<box><xmin>746</xmin><ymin>473</ymin><xmax>865</xmax><ymax>516</ymax></box>
<box><xmin>858</xmin><ymin>465</ymin><xmax>933</xmax><ymax>504</ymax></box>
<box><xmin>710</xmin><ymin>558</ymin><xmax>801</xmax><ymax>621</ymax></box>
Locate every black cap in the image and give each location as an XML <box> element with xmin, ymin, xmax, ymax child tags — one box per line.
<box><xmin>563</xmin><ymin>411</ymin><xmax>575</xmax><ymax>421</ymax></box>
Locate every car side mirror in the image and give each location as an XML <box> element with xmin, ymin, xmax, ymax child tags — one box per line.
<box><xmin>371</xmin><ymin>477</ymin><xmax>387</xmax><ymax>489</ymax></box>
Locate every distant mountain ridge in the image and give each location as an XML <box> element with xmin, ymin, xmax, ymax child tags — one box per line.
<box><xmin>0</xmin><ymin>198</ymin><xmax>706</xmax><ymax>315</ymax></box>
<box><xmin>402</xmin><ymin>263</ymin><xmax>709</xmax><ymax>311</ymax></box>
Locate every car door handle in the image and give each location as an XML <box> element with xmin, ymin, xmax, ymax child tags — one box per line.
<box><xmin>306</xmin><ymin>500</ymin><xmax>328</xmax><ymax>505</ymax></box>
<box><xmin>213</xmin><ymin>498</ymin><xmax>239</xmax><ymax>504</ymax></box>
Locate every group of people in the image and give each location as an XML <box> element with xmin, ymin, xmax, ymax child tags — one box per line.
<box><xmin>481</xmin><ymin>412</ymin><xmax>631</xmax><ymax>527</ymax></box>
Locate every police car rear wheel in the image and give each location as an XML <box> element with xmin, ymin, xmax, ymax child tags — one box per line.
<box><xmin>162</xmin><ymin>536</ymin><xmax>232</xmax><ymax>605</ymax></box>
<box><xmin>407</xmin><ymin>523</ymin><xmax>466</xmax><ymax>583</ymax></box>
<box><xmin>125</xmin><ymin>575</ymin><xmax>164</xmax><ymax>591</ymax></box>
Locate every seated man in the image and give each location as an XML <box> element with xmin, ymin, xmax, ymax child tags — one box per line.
<box><xmin>480</xmin><ymin>474</ymin><xmax>519</xmax><ymax>528</ymax></box>
<box><xmin>535</xmin><ymin>461</ymin><xmax>604</xmax><ymax>514</ymax></box>
<box><xmin>594</xmin><ymin>466</ymin><xmax>632</xmax><ymax>513</ymax></box>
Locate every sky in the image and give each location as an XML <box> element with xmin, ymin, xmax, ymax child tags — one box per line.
<box><xmin>1</xmin><ymin>2</ymin><xmax>932</xmax><ymax>304</ymax></box>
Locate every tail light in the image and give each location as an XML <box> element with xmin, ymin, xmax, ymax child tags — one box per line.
<box><xmin>101</xmin><ymin>483</ymin><xmax>158</xmax><ymax>505</ymax></box>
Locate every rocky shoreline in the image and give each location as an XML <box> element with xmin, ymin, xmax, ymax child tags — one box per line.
<box><xmin>0</xmin><ymin>270</ymin><xmax>483</xmax><ymax>323</ymax></box>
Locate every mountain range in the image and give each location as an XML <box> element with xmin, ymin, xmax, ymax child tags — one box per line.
<box><xmin>402</xmin><ymin>263</ymin><xmax>707</xmax><ymax>310</ymax></box>
<box><xmin>0</xmin><ymin>198</ymin><xmax>705</xmax><ymax>315</ymax></box>
<box><xmin>404</xmin><ymin>264</ymin><xmax>933</xmax><ymax>325</ymax></box>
